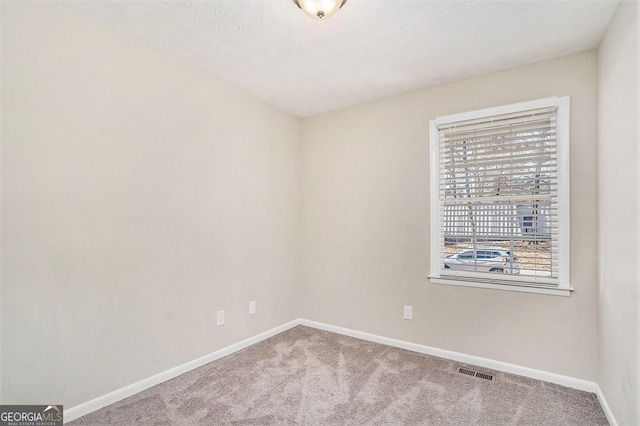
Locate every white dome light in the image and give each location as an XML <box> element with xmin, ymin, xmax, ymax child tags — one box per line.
<box><xmin>293</xmin><ymin>0</ymin><xmax>347</xmax><ymax>20</ymax></box>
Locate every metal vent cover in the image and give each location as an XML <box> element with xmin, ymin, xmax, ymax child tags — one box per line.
<box><xmin>457</xmin><ymin>367</ymin><xmax>494</xmax><ymax>381</ymax></box>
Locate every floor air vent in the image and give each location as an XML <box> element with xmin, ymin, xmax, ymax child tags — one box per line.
<box><xmin>457</xmin><ymin>367</ymin><xmax>494</xmax><ymax>381</ymax></box>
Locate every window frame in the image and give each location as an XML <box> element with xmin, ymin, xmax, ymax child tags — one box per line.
<box><xmin>429</xmin><ymin>96</ymin><xmax>572</xmax><ymax>296</ymax></box>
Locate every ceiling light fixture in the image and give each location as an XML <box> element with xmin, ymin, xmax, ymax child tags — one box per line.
<box><xmin>293</xmin><ymin>0</ymin><xmax>347</xmax><ymax>20</ymax></box>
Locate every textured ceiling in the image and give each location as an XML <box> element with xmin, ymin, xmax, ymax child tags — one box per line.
<box><xmin>57</xmin><ymin>0</ymin><xmax>619</xmax><ymax>118</ymax></box>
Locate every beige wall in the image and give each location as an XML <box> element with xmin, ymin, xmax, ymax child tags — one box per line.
<box><xmin>1</xmin><ymin>2</ymin><xmax>301</xmax><ymax>407</ymax></box>
<box><xmin>596</xmin><ymin>1</ymin><xmax>640</xmax><ymax>424</ymax></box>
<box><xmin>302</xmin><ymin>52</ymin><xmax>598</xmax><ymax>381</ymax></box>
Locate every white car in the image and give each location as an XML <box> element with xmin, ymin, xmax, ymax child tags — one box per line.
<box><xmin>444</xmin><ymin>248</ymin><xmax>520</xmax><ymax>274</ymax></box>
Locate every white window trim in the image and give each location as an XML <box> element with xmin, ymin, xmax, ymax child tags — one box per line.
<box><xmin>428</xmin><ymin>96</ymin><xmax>572</xmax><ymax>297</ymax></box>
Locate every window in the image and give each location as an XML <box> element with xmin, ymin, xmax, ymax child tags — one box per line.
<box><xmin>429</xmin><ymin>97</ymin><xmax>571</xmax><ymax>296</ymax></box>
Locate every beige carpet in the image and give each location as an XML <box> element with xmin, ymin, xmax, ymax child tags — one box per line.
<box><xmin>69</xmin><ymin>325</ymin><xmax>608</xmax><ymax>425</ymax></box>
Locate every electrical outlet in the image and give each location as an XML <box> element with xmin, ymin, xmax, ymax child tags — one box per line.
<box><xmin>217</xmin><ymin>310</ymin><xmax>225</xmax><ymax>326</ymax></box>
<box><xmin>404</xmin><ymin>305</ymin><xmax>413</xmax><ymax>320</ymax></box>
<box><xmin>249</xmin><ymin>301</ymin><xmax>256</xmax><ymax>315</ymax></box>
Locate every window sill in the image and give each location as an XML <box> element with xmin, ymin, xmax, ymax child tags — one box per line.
<box><xmin>429</xmin><ymin>277</ymin><xmax>573</xmax><ymax>297</ymax></box>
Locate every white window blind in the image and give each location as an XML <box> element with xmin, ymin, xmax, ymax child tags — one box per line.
<box><xmin>429</xmin><ymin>97</ymin><xmax>571</xmax><ymax>295</ymax></box>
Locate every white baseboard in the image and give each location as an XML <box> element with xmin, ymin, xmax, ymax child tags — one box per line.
<box><xmin>64</xmin><ymin>319</ymin><xmax>301</xmax><ymax>423</ymax></box>
<box><xmin>595</xmin><ymin>384</ymin><xmax>619</xmax><ymax>426</ymax></box>
<box><xmin>66</xmin><ymin>318</ymin><xmax>613</xmax><ymax>424</ymax></box>
<box><xmin>299</xmin><ymin>319</ymin><xmax>597</xmax><ymax>393</ymax></box>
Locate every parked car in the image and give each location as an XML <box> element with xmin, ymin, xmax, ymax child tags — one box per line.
<box><xmin>444</xmin><ymin>248</ymin><xmax>520</xmax><ymax>274</ymax></box>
